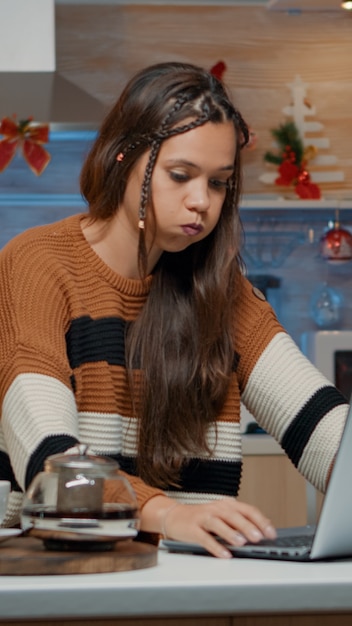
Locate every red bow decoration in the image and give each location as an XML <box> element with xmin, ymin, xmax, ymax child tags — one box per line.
<box><xmin>0</xmin><ymin>116</ymin><xmax>51</xmax><ymax>176</ymax></box>
<box><xmin>275</xmin><ymin>151</ymin><xmax>321</xmax><ymax>200</ymax></box>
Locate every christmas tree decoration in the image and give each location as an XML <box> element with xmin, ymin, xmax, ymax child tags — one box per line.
<box><xmin>260</xmin><ymin>75</ymin><xmax>345</xmax><ymax>198</ymax></box>
<box><xmin>264</xmin><ymin>120</ymin><xmax>321</xmax><ymax>199</ymax></box>
<box><xmin>0</xmin><ymin>116</ymin><xmax>51</xmax><ymax>176</ymax></box>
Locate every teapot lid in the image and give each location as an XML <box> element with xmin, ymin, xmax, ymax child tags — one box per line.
<box><xmin>44</xmin><ymin>444</ymin><xmax>120</xmax><ymax>473</ymax></box>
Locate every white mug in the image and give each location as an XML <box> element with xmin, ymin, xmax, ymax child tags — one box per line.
<box><xmin>0</xmin><ymin>481</ymin><xmax>10</xmax><ymax>524</ymax></box>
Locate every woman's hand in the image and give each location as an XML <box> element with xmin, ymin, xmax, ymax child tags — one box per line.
<box><xmin>141</xmin><ymin>495</ymin><xmax>277</xmax><ymax>558</ymax></box>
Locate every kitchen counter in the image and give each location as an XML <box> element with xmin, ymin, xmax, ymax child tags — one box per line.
<box><xmin>1</xmin><ymin>545</ymin><xmax>352</xmax><ymax>625</ymax></box>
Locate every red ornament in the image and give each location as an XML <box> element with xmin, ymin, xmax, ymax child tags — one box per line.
<box><xmin>297</xmin><ymin>169</ymin><xmax>309</xmax><ymax>183</ymax></box>
<box><xmin>295</xmin><ymin>170</ymin><xmax>321</xmax><ymax>199</ymax></box>
<box><xmin>0</xmin><ymin>116</ymin><xmax>50</xmax><ymax>176</ymax></box>
<box><xmin>320</xmin><ymin>223</ymin><xmax>352</xmax><ymax>263</ymax></box>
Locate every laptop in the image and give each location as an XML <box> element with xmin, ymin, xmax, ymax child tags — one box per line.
<box><xmin>163</xmin><ymin>398</ymin><xmax>352</xmax><ymax>562</ymax></box>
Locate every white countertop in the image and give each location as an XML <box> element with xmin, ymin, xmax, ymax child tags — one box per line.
<box><xmin>1</xmin><ymin>547</ymin><xmax>352</xmax><ymax>620</ymax></box>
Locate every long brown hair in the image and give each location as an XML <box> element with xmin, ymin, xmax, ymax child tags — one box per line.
<box><xmin>81</xmin><ymin>62</ymin><xmax>249</xmax><ymax>487</ymax></box>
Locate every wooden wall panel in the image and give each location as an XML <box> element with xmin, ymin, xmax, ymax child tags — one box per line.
<box><xmin>2</xmin><ymin>5</ymin><xmax>351</xmax><ymax>346</ymax></box>
<box><xmin>55</xmin><ymin>5</ymin><xmax>352</xmax><ymax>197</ymax></box>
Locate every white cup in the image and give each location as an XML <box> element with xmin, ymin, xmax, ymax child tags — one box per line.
<box><xmin>0</xmin><ymin>481</ymin><xmax>10</xmax><ymax>524</ymax></box>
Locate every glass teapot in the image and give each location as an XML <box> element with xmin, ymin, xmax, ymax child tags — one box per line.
<box><xmin>21</xmin><ymin>445</ymin><xmax>140</xmax><ymax>549</ymax></box>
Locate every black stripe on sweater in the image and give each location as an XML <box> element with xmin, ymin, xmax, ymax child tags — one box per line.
<box><xmin>66</xmin><ymin>316</ymin><xmax>127</xmax><ymax>369</ymax></box>
<box><xmin>281</xmin><ymin>385</ymin><xmax>347</xmax><ymax>468</ymax></box>
<box><xmin>66</xmin><ymin>315</ymin><xmax>240</xmax><ymax>373</ymax></box>
<box><xmin>25</xmin><ymin>434</ymin><xmax>80</xmax><ymax>490</ymax></box>
<box><xmin>0</xmin><ymin>451</ymin><xmax>22</xmax><ymax>492</ymax></box>
<box><xmin>112</xmin><ymin>455</ymin><xmax>242</xmax><ymax>498</ymax></box>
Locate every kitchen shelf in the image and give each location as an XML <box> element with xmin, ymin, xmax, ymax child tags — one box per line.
<box><xmin>0</xmin><ymin>194</ymin><xmax>86</xmax><ymax>207</ymax></box>
<box><xmin>1</xmin><ymin>194</ymin><xmax>352</xmax><ymax>211</ymax></box>
<box><xmin>241</xmin><ymin>196</ymin><xmax>352</xmax><ymax>211</ymax></box>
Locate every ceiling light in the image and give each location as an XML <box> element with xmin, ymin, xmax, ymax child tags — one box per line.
<box><xmin>341</xmin><ymin>0</ymin><xmax>352</xmax><ymax>9</ymax></box>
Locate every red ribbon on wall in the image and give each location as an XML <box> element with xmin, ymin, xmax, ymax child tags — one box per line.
<box><xmin>0</xmin><ymin>116</ymin><xmax>51</xmax><ymax>176</ymax></box>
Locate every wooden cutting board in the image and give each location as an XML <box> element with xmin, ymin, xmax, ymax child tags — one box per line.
<box><xmin>0</xmin><ymin>535</ymin><xmax>158</xmax><ymax>576</ymax></box>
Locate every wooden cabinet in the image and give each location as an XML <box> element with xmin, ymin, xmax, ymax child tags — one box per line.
<box><xmin>240</xmin><ymin>454</ymin><xmax>308</xmax><ymax>527</ymax></box>
<box><xmin>239</xmin><ymin>437</ymin><xmax>324</xmax><ymax>528</ymax></box>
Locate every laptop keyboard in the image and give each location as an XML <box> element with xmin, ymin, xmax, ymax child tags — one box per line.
<box><xmin>253</xmin><ymin>534</ymin><xmax>313</xmax><ymax>548</ymax></box>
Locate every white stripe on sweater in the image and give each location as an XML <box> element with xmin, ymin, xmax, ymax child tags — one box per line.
<box><xmin>79</xmin><ymin>413</ymin><xmax>242</xmax><ymax>461</ymax></box>
<box><xmin>298</xmin><ymin>404</ymin><xmax>346</xmax><ymax>492</ymax></box>
<box><xmin>2</xmin><ymin>373</ymin><xmax>78</xmax><ymax>490</ymax></box>
<box><xmin>242</xmin><ymin>332</ymin><xmax>336</xmax><ymax>438</ymax></box>
<box><xmin>242</xmin><ymin>332</ymin><xmax>347</xmax><ymax>490</ymax></box>
<box><xmin>164</xmin><ymin>491</ymin><xmax>226</xmax><ymax>504</ymax></box>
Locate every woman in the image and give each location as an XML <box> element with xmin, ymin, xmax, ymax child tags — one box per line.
<box><xmin>0</xmin><ymin>62</ymin><xmax>348</xmax><ymax>558</ymax></box>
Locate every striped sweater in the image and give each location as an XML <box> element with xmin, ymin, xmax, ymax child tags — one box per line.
<box><xmin>0</xmin><ymin>214</ymin><xmax>348</xmax><ymax>526</ymax></box>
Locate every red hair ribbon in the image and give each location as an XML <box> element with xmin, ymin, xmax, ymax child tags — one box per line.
<box><xmin>210</xmin><ymin>61</ymin><xmax>227</xmax><ymax>82</ymax></box>
<box><xmin>0</xmin><ymin>116</ymin><xmax>51</xmax><ymax>176</ymax></box>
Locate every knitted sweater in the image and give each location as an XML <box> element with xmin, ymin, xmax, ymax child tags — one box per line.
<box><xmin>0</xmin><ymin>214</ymin><xmax>348</xmax><ymax>526</ymax></box>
